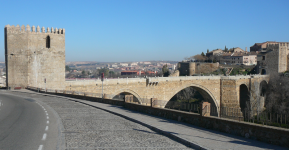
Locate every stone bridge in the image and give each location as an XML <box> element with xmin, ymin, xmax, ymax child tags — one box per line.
<box><xmin>65</xmin><ymin>75</ymin><xmax>269</xmax><ymax>116</ymax></box>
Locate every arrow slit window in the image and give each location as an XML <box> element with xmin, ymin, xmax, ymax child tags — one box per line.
<box><xmin>46</xmin><ymin>35</ymin><xmax>50</xmax><ymax>48</ymax></box>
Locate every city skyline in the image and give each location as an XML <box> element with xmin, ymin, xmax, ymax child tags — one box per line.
<box><xmin>1</xmin><ymin>0</ymin><xmax>288</xmax><ymax>62</ymax></box>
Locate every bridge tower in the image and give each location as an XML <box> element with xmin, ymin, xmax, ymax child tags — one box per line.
<box><xmin>4</xmin><ymin>24</ymin><xmax>65</xmax><ymax>90</ymax></box>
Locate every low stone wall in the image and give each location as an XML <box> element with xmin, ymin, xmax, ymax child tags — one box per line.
<box><xmin>124</xmin><ymin>102</ymin><xmax>289</xmax><ymax>147</ymax></box>
<box><xmin>39</xmin><ymin>90</ymin><xmax>289</xmax><ymax>148</ymax></box>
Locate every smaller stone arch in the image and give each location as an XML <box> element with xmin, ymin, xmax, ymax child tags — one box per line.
<box><xmin>239</xmin><ymin>84</ymin><xmax>250</xmax><ymax>114</ymax></box>
<box><xmin>113</xmin><ymin>89</ymin><xmax>142</xmax><ymax>104</ymax></box>
<box><xmin>259</xmin><ymin>80</ymin><xmax>268</xmax><ymax>109</ymax></box>
<box><xmin>259</xmin><ymin>80</ymin><xmax>268</xmax><ymax>96</ymax></box>
<box><xmin>261</xmin><ymin>69</ymin><xmax>266</xmax><ymax>75</ymax></box>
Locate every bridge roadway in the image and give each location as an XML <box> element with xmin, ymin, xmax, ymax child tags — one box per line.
<box><xmin>3</xmin><ymin>89</ymin><xmax>286</xmax><ymax>150</ymax></box>
<box><xmin>0</xmin><ymin>90</ymin><xmax>59</xmax><ymax>150</ymax></box>
<box><xmin>0</xmin><ymin>90</ymin><xmax>192</xmax><ymax>150</ymax></box>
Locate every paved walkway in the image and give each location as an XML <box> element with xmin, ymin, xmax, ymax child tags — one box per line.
<box><xmin>13</xmin><ymin>90</ymin><xmax>287</xmax><ymax>150</ymax></box>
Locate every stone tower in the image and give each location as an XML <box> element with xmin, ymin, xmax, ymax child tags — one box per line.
<box><xmin>4</xmin><ymin>24</ymin><xmax>65</xmax><ymax>90</ymax></box>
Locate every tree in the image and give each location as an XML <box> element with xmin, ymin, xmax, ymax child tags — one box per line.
<box><xmin>98</xmin><ymin>68</ymin><xmax>109</xmax><ymax>77</ymax></box>
<box><xmin>201</xmin><ymin>52</ymin><xmax>205</xmax><ymax>56</ymax></box>
<box><xmin>193</xmin><ymin>54</ymin><xmax>207</xmax><ymax>62</ymax></box>
<box><xmin>65</xmin><ymin>65</ymin><xmax>71</xmax><ymax>72</ymax></box>
<box><xmin>162</xmin><ymin>64</ymin><xmax>170</xmax><ymax>77</ymax></box>
<box><xmin>265</xmin><ymin>73</ymin><xmax>289</xmax><ymax>115</ymax></box>
<box><xmin>82</xmin><ymin>70</ymin><xmax>86</xmax><ymax>75</ymax></box>
<box><xmin>224</xmin><ymin>46</ymin><xmax>228</xmax><ymax>52</ymax></box>
<box><xmin>109</xmin><ymin>71</ymin><xmax>115</xmax><ymax>77</ymax></box>
<box><xmin>207</xmin><ymin>49</ymin><xmax>209</xmax><ymax>53</ymax></box>
<box><xmin>184</xmin><ymin>56</ymin><xmax>194</xmax><ymax>62</ymax></box>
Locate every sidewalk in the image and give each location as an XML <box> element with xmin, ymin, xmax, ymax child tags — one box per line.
<box><xmin>15</xmin><ymin>90</ymin><xmax>287</xmax><ymax>150</ymax></box>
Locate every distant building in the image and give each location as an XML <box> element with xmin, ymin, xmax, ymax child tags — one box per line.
<box><xmin>220</xmin><ymin>52</ymin><xmax>257</xmax><ymax>65</ymax></box>
<box><xmin>146</xmin><ymin>71</ymin><xmax>157</xmax><ymax>75</ymax></box>
<box><xmin>119</xmin><ymin>63</ymin><xmax>128</xmax><ymax>67</ymax></box>
<box><xmin>111</xmin><ymin>64</ymin><xmax>118</xmax><ymax>68</ymax></box>
<box><xmin>250</xmin><ymin>41</ymin><xmax>279</xmax><ymax>52</ymax></box>
<box><xmin>255</xmin><ymin>42</ymin><xmax>289</xmax><ymax>74</ymax></box>
<box><xmin>177</xmin><ymin>62</ymin><xmax>219</xmax><ymax>76</ymax></box>
<box><xmin>130</xmin><ymin>62</ymin><xmax>138</xmax><ymax>66</ymax></box>
<box><xmin>121</xmin><ymin>71</ymin><xmax>145</xmax><ymax>76</ymax></box>
<box><xmin>206</xmin><ymin>49</ymin><xmax>223</xmax><ymax>57</ymax></box>
<box><xmin>228</xmin><ymin>47</ymin><xmax>246</xmax><ymax>53</ymax></box>
<box><xmin>143</xmin><ymin>62</ymin><xmax>151</xmax><ymax>64</ymax></box>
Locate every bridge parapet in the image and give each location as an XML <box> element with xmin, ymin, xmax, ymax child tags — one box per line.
<box><xmin>65</xmin><ymin>75</ymin><xmax>269</xmax><ymax>85</ymax></box>
<box><xmin>66</xmin><ymin>78</ymin><xmax>147</xmax><ymax>86</ymax></box>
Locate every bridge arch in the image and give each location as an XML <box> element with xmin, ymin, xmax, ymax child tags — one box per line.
<box><xmin>239</xmin><ymin>84</ymin><xmax>250</xmax><ymax>114</ymax></box>
<box><xmin>113</xmin><ymin>89</ymin><xmax>142</xmax><ymax>104</ymax></box>
<box><xmin>259</xmin><ymin>80</ymin><xmax>268</xmax><ymax>96</ymax></box>
<box><xmin>261</xmin><ymin>69</ymin><xmax>266</xmax><ymax>75</ymax></box>
<box><xmin>166</xmin><ymin>83</ymin><xmax>219</xmax><ymax>116</ymax></box>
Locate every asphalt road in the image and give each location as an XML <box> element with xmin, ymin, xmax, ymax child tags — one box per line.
<box><xmin>5</xmin><ymin>90</ymin><xmax>192</xmax><ymax>149</ymax></box>
<box><xmin>0</xmin><ymin>91</ymin><xmax>60</xmax><ymax>150</ymax></box>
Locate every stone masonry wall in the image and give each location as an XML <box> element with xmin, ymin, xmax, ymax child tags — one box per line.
<box><xmin>65</xmin><ymin>76</ymin><xmax>222</xmax><ymax>109</ymax></box>
<box><xmin>220</xmin><ymin>79</ymin><xmax>238</xmax><ymax>108</ymax></box>
<box><xmin>265</xmin><ymin>50</ymin><xmax>279</xmax><ymax>74</ymax></box>
<box><xmin>178</xmin><ymin>62</ymin><xmax>219</xmax><ymax>76</ymax></box>
<box><xmin>5</xmin><ymin>25</ymin><xmax>29</xmax><ymax>88</ymax></box>
<box><xmin>64</xmin><ymin>75</ymin><xmax>269</xmax><ymax>116</ymax></box>
<box><xmin>5</xmin><ymin>25</ymin><xmax>65</xmax><ymax>89</ymax></box>
<box><xmin>287</xmin><ymin>55</ymin><xmax>289</xmax><ymax>71</ymax></box>
<box><xmin>279</xmin><ymin>43</ymin><xmax>289</xmax><ymax>73</ymax></box>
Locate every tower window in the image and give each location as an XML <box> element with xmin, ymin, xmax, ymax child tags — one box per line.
<box><xmin>46</xmin><ymin>35</ymin><xmax>50</xmax><ymax>48</ymax></box>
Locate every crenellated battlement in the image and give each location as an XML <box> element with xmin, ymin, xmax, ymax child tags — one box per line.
<box><xmin>5</xmin><ymin>24</ymin><xmax>65</xmax><ymax>34</ymax></box>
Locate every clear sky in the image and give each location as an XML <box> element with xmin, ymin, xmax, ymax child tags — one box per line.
<box><xmin>0</xmin><ymin>0</ymin><xmax>288</xmax><ymax>62</ymax></box>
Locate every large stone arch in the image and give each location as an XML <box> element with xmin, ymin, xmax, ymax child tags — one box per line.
<box><xmin>113</xmin><ymin>89</ymin><xmax>142</xmax><ymax>104</ymax></box>
<box><xmin>167</xmin><ymin>83</ymin><xmax>220</xmax><ymax>116</ymax></box>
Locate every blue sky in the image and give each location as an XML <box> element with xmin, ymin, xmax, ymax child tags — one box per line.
<box><xmin>0</xmin><ymin>0</ymin><xmax>288</xmax><ymax>62</ymax></box>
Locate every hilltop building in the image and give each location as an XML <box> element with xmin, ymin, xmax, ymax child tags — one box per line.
<box><xmin>250</xmin><ymin>41</ymin><xmax>279</xmax><ymax>52</ymax></box>
<box><xmin>253</xmin><ymin>42</ymin><xmax>289</xmax><ymax>74</ymax></box>
<box><xmin>228</xmin><ymin>47</ymin><xmax>246</xmax><ymax>53</ymax></box>
<box><xmin>220</xmin><ymin>52</ymin><xmax>257</xmax><ymax>65</ymax></box>
<box><xmin>206</xmin><ymin>49</ymin><xmax>223</xmax><ymax>58</ymax></box>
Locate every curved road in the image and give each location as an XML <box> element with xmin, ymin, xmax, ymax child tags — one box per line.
<box><xmin>0</xmin><ymin>91</ymin><xmax>60</xmax><ymax>150</ymax></box>
<box><xmin>0</xmin><ymin>90</ymin><xmax>192</xmax><ymax>150</ymax></box>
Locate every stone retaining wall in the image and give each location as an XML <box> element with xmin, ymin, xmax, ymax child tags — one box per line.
<box><xmin>40</xmin><ymin>90</ymin><xmax>289</xmax><ymax>148</ymax></box>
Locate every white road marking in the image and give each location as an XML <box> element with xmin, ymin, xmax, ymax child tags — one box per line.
<box><xmin>45</xmin><ymin>126</ymin><xmax>48</xmax><ymax>131</ymax></box>
<box><xmin>47</xmin><ymin>116</ymin><xmax>49</xmax><ymax>119</ymax></box>
<box><xmin>46</xmin><ymin>113</ymin><xmax>48</xmax><ymax>116</ymax></box>
<box><xmin>38</xmin><ymin>145</ymin><xmax>43</xmax><ymax>150</ymax></box>
<box><xmin>42</xmin><ymin>133</ymin><xmax>47</xmax><ymax>140</ymax></box>
<box><xmin>47</xmin><ymin>121</ymin><xmax>49</xmax><ymax>124</ymax></box>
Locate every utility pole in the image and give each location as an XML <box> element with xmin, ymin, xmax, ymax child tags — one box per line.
<box><xmin>101</xmin><ymin>73</ymin><xmax>104</xmax><ymax>99</ymax></box>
